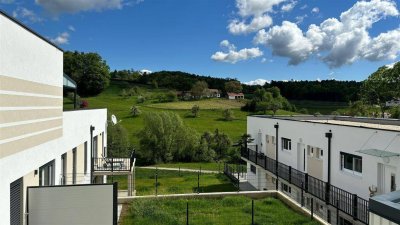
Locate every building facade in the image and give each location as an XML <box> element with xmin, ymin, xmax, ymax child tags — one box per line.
<box><xmin>243</xmin><ymin>115</ymin><xmax>399</xmax><ymax>225</ymax></box>
<box><xmin>0</xmin><ymin>11</ymin><xmax>108</xmax><ymax>225</ymax></box>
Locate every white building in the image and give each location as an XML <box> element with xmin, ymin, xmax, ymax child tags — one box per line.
<box><xmin>0</xmin><ymin>11</ymin><xmax>135</xmax><ymax>225</ymax></box>
<box><xmin>242</xmin><ymin>115</ymin><xmax>399</xmax><ymax>225</ymax></box>
<box><xmin>386</xmin><ymin>99</ymin><xmax>400</xmax><ymax>107</ymax></box>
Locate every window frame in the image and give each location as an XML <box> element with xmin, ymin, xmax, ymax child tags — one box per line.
<box><xmin>340</xmin><ymin>152</ymin><xmax>362</xmax><ymax>175</ymax></box>
<box><xmin>281</xmin><ymin>138</ymin><xmax>292</xmax><ymax>151</ymax></box>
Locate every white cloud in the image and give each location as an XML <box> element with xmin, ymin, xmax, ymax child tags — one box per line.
<box><xmin>244</xmin><ymin>79</ymin><xmax>270</xmax><ymax>85</ymax></box>
<box><xmin>254</xmin><ymin>21</ymin><xmax>313</xmax><ymax>65</ymax></box>
<box><xmin>236</xmin><ymin>0</ymin><xmax>287</xmax><ymax>17</ymax></box>
<box><xmin>211</xmin><ymin>40</ymin><xmax>263</xmax><ymax>64</ymax></box>
<box><xmin>68</xmin><ymin>25</ymin><xmax>75</xmax><ymax>31</ymax></box>
<box><xmin>51</xmin><ymin>32</ymin><xmax>69</xmax><ymax>45</ymax></box>
<box><xmin>311</xmin><ymin>7</ymin><xmax>319</xmax><ymax>14</ymax></box>
<box><xmin>35</xmin><ymin>0</ymin><xmax>124</xmax><ymax>14</ymax></box>
<box><xmin>386</xmin><ymin>61</ymin><xmax>399</xmax><ymax>69</ymax></box>
<box><xmin>254</xmin><ymin>0</ymin><xmax>400</xmax><ymax>68</ymax></box>
<box><xmin>12</xmin><ymin>7</ymin><xmax>43</xmax><ymax>23</ymax></box>
<box><xmin>281</xmin><ymin>1</ymin><xmax>297</xmax><ymax>12</ymax></box>
<box><xmin>261</xmin><ymin>58</ymin><xmax>267</xmax><ymax>63</ymax></box>
<box><xmin>139</xmin><ymin>69</ymin><xmax>152</xmax><ymax>75</ymax></box>
<box><xmin>295</xmin><ymin>14</ymin><xmax>308</xmax><ymax>24</ymax></box>
<box><xmin>228</xmin><ymin>14</ymin><xmax>273</xmax><ymax>35</ymax></box>
<box><xmin>300</xmin><ymin>4</ymin><xmax>308</xmax><ymax>10</ymax></box>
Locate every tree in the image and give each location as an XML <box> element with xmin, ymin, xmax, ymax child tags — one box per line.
<box><xmin>191</xmin><ymin>105</ymin><xmax>200</xmax><ymax>117</ymax></box>
<box><xmin>268</xmin><ymin>100</ymin><xmax>282</xmax><ymax>116</ymax></box>
<box><xmin>138</xmin><ymin>112</ymin><xmax>199</xmax><ymax>164</ymax></box>
<box><xmin>107</xmin><ymin>123</ymin><xmax>130</xmax><ymax>157</ymax></box>
<box><xmin>212</xmin><ymin>129</ymin><xmax>232</xmax><ymax>160</ymax></box>
<box><xmin>348</xmin><ymin>101</ymin><xmax>369</xmax><ymax>117</ymax></box>
<box><xmin>165</xmin><ymin>91</ymin><xmax>178</xmax><ymax>102</ymax></box>
<box><xmin>191</xmin><ymin>81</ymin><xmax>209</xmax><ymax>99</ymax></box>
<box><xmin>390</xmin><ymin>106</ymin><xmax>400</xmax><ymax>119</ymax></box>
<box><xmin>130</xmin><ymin>106</ymin><xmax>141</xmax><ymax>117</ymax></box>
<box><xmin>64</xmin><ymin>51</ymin><xmax>110</xmax><ymax>96</ymax></box>
<box><xmin>225</xmin><ymin>80</ymin><xmax>242</xmax><ymax>93</ymax></box>
<box><xmin>362</xmin><ymin>63</ymin><xmax>400</xmax><ymax>117</ymax></box>
<box><xmin>222</xmin><ymin>109</ymin><xmax>234</xmax><ymax>121</ymax></box>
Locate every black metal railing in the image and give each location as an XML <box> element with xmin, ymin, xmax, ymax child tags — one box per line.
<box><xmin>240</xmin><ymin>147</ymin><xmax>369</xmax><ymax>224</ymax></box>
<box><xmin>93</xmin><ymin>157</ymin><xmax>132</xmax><ymax>172</ymax></box>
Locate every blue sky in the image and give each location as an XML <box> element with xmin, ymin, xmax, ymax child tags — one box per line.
<box><xmin>1</xmin><ymin>0</ymin><xmax>399</xmax><ymax>84</ymax></box>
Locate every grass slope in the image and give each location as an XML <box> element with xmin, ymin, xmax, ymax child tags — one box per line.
<box><xmin>121</xmin><ymin>196</ymin><xmax>320</xmax><ymax>225</ymax></box>
<box><xmin>290</xmin><ymin>100</ymin><xmax>349</xmax><ymax>114</ymax></box>
<box><xmin>74</xmin><ymin>81</ymin><xmax>294</xmax><ymax>147</ymax></box>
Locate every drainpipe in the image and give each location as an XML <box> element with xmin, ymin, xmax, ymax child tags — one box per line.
<box><xmin>90</xmin><ymin>125</ymin><xmax>95</xmax><ymax>183</ymax></box>
<box><xmin>325</xmin><ymin>130</ymin><xmax>332</xmax><ymax>204</ymax></box>
<box><xmin>274</xmin><ymin>123</ymin><xmax>279</xmax><ymax>190</ymax></box>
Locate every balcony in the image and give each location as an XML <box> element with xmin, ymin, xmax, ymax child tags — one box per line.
<box><xmin>239</xmin><ymin>147</ymin><xmax>369</xmax><ymax>224</ymax></box>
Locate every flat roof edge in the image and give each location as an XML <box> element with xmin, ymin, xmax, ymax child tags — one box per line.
<box><xmin>0</xmin><ymin>10</ymin><xmax>64</xmax><ymax>52</ymax></box>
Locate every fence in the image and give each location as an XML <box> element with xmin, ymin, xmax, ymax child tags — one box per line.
<box><xmin>230</xmin><ymin>147</ymin><xmax>369</xmax><ymax>224</ymax></box>
<box><xmin>123</xmin><ymin>195</ymin><xmax>320</xmax><ymax>225</ymax></box>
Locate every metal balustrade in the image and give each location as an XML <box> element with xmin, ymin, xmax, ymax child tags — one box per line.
<box><xmin>239</xmin><ymin>147</ymin><xmax>369</xmax><ymax>224</ymax></box>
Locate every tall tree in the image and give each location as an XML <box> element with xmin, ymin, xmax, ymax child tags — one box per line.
<box><xmin>225</xmin><ymin>80</ymin><xmax>243</xmax><ymax>93</ymax></box>
<box><xmin>64</xmin><ymin>51</ymin><xmax>110</xmax><ymax>96</ymax></box>
<box><xmin>362</xmin><ymin>63</ymin><xmax>400</xmax><ymax>117</ymax></box>
<box><xmin>191</xmin><ymin>81</ymin><xmax>209</xmax><ymax>99</ymax></box>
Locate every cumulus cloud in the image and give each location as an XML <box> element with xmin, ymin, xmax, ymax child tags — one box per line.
<box><xmin>254</xmin><ymin>21</ymin><xmax>313</xmax><ymax>65</ymax></box>
<box><xmin>12</xmin><ymin>7</ymin><xmax>43</xmax><ymax>23</ymax></box>
<box><xmin>243</xmin><ymin>79</ymin><xmax>270</xmax><ymax>85</ymax></box>
<box><xmin>68</xmin><ymin>25</ymin><xmax>75</xmax><ymax>31</ymax></box>
<box><xmin>227</xmin><ymin>0</ymin><xmax>287</xmax><ymax>35</ymax></box>
<box><xmin>211</xmin><ymin>40</ymin><xmax>263</xmax><ymax>64</ymax></box>
<box><xmin>139</xmin><ymin>69</ymin><xmax>152</xmax><ymax>75</ymax></box>
<box><xmin>228</xmin><ymin>15</ymin><xmax>273</xmax><ymax>35</ymax></box>
<box><xmin>281</xmin><ymin>1</ymin><xmax>297</xmax><ymax>12</ymax></box>
<box><xmin>254</xmin><ymin>0</ymin><xmax>400</xmax><ymax>68</ymax></box>
<box><xmin>35</xmin><ymin>0</ymin><xmax>124</xmax><ymax>14</ymax></box>
<box><xmin>295</xmin><ymin>14</ymin><xmax>308</xmax><ymax>24</ymax></box>
<box><xmin>51</xmin><ymin>32</ymin><xmax>69</xmax><ymax>45</ymax></box>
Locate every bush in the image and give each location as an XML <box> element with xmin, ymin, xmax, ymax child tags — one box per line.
<box><xmin>222</xmin><ymin>109</ymin><xmax>234</xmax><ymax>121</ymax></box>
<box><xmin>120</xmin><ymin>89</ymin><xmax>128</xmax><ymax>98</ymax></box>
<box><xmin>130</xmin><ymin>106</ymin><xmax>141</xmax><ymax>117</ymax></box>
<box><xmin>390</xmin><ymin>106</ymin><xmax>400</xmax><ymax>119</ymax></box>
<box><xmin>191</xmin><ymin>105</ymin><xmax>200</xmax><ymax>117</ymax></box>
<box><xmin>137</xmin><ymin>95</ymin><xmax>145</xmax><ymax>103</ymax></box>
<box><xmin>299</xmin><ymin>108</ymin><xmax>309</xmax><ymax>114</ymax></box>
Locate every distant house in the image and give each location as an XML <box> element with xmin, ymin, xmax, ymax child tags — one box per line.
<box><xmin>386</xmin><ymin>98</ymin><xmax>400</xmax><ymax>107</ymax></box>
<box><xmin>207</xmin><ymin>89</ymin><xmax>221</xmax><ymax>98</ymax></box>
<box><xmin>227</xmin><ymin>92</ymin><xmax>244</xmax><ymax>100</ymax></box>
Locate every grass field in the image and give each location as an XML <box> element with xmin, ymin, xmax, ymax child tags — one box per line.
<box><xmin>149</xmin><ymin>162</ymin><xmax>224</xmax><ymax>171</ymax></box>
<box><xmin>72</xmin><ymin>81</ymin><xmax>294</xmax><ymax>147</ymax></box>
<box><xmin>147</xmin><ymin>98</ymin><xmax>245</xmax><ymax>109</ymax></box>
<box><xmin>121</xmin><ymin>196</ymin><xmax>320</xmax><ymax>225</ymax></box>
<box><xmin>109</xmin><ymin>168</ymin><xmax>236</xmax><ymax>195</ymax></box>
<box><xmin>290</xmin><ymin>100</ymin><xmax>349</xmax><ymax>114</ymax></box>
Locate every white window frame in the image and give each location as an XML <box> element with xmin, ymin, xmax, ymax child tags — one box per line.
<box><xmin>281</xmin><ymin>138</ymin><xmax>291</xmax><ymax>151</ymax></box>
<box><xmin>340</xmin><ymin>152</ymin><xmax>362</xmax><ymax>176</ymax></box>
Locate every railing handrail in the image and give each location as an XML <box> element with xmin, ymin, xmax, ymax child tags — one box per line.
<box><xmin>240</xmin><ymin>147</ymin><xmax>369</xmax><ymax>224</ymax></box>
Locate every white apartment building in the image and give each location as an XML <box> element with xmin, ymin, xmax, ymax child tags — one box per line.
<box><xmin>0</xmin><ymin>11</ymin><xmax>110</xmax><ymax>225</ymax></box>
<box><xmin>242</xmin><ymin>115</ymin><xmax>399</xmax><ymax>225</ymax></box>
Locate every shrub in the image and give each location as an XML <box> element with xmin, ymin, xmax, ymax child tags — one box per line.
<box><xmin>137</xmin><ymin>95</ymin><xmax>145</xmax><ymax>103</ymax></box>
<box><xmin>222</xmin><ymin>109</ymin><xmax>234</xmax><ymax>121</ymax></box>
<box><xmin>191</xmin><ymin>105</ymin><xmax>200</xmax><ymax>117</ymax></box>
<box><xmin>130</xmin><ymin>106</ymin><xmax>141</xmax><ymax>117</ymax></box>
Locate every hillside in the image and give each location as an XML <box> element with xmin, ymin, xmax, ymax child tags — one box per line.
<box><xmin>65</xmin><ymin>81</ymin><xmax>295</xmax><ymax>148</ymax></box>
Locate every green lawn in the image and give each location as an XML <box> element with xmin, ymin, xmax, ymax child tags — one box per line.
<box><xmin>109</xmin><ymin>168</ymin><xmax>236</xmax><ymax>195</ymax></box>
<box><xmin>121</xmin><ymin>196</ymin><xmax>320</xmax><ymax>225</ymax></box>
<box><xmin>290</xmin><ymin>100</ymin><xmax>349</xmax><ymax>114</ymax></box>
<box><xmin>149</xmin><ymin>162</ymin><xmax>224</xmax><ymax>171</ymax></box>
<box><xmin>147</xmin><ymin>98</ymin><xmax>245</xmax><ymax>109</ymax></box>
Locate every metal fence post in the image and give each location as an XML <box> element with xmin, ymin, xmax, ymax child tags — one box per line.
<box><xmin>155</xmin><ymin>170</ymin><xmax>158</xmax><ymax>196</ymax></box>
<box><xmin>252</xmin><ymin>199</ymin><xmax>254</xmax><ymax>225</ymax></box>
<box><xmin>353</xmin><ymin>194</ymin><xmax>358</xmax><ymax>220</ymax></box>
<box><xmin>336</xmin><ymin>200</ymin><xmax>339</xmax><ymax>225</ymax></box>
<box><xmin>311</xmin><ymin>198</ymin><xmax>314</xmax><ymax>220</ymax></box>
<box><xmin>197</xmin><ymin>171</ymin><xmax>200</xmax><ymax>194</ymax></box>
<box><xmin>304</xmin><ymin>173</ymin><xmax>309</xmax><ymax>193</ymax></box>
<box><xmin>186</xmin><ymin>202</ymin><xmax>189</xmax><ymax>225</ymax></box>
<box><xmin>301</xmin><ymin>182</ymin><xmax>304</xmax><ymax>207</ymax></box>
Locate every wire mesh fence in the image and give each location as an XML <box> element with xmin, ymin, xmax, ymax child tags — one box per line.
<box><xmin>122</xmin><ymin>196</ymin><xmax>320</xmax><ymax>225</ymax></box>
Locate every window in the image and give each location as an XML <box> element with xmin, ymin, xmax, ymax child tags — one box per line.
<box><xmin>250</xmin><ymin>165</ymin><xmax>256</xmax><ymax>174</ymax></box>
<box><xmin>271</xmin><ymin>136</ymin><xmax>275</xmax><ymax>145</ymax></box>
<box><xmin>341</xmin><ymin>152</ymin><xmax>362</xmax><ymax>174</ymax></box>
<box><xmin>281</xmin><ymin>138</ymin><xmax>291</xmax><ymax>151</ymax></box>
<box><xmin>61</xmin><ymin>154</ymin><xmax>67</xmax><ymax>185</ymax></box>
<box><xmin>266</xmin><ymin>135</ymin><xmax>270</xmax><ymax>144</ymax></box>
<box><xmin>84</xmin><ymin>142</ymin><xmax>88</xmax><ymax>174</ymax></box>
<box><xmin>39</xmin><ymin>160</ymin><xmax>55</xmax><ymax>186</ymax></box>
<box><xmin>316</xmin><ymin>148</ymin><xmax>323</xmax><ymax>159</ymax></box>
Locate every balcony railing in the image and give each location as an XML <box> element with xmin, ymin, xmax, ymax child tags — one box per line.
<box><xmin>239</xmin><ymin>147</ymin><xmax>369</xmax><ymax>224</ymax></box>
<box><xmin>93</xmin><ymin>151</ymin><xmax>136</xmax><ymax>172</ymax></box>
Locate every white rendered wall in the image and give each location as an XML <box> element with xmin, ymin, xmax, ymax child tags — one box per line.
<box><xmin>0</xmin><ymin>14</ymin><xmax>62</xmax><ymax>86</ymax></box>
<box><xmin>0</xmin><ymin>109</ymin><xmax>107</xmax><ymax>225</ymax></box>
<box><xmin>246</xmin><ymin>116</ymin><xmax>400</xmax><ymax>199</ymax></box>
